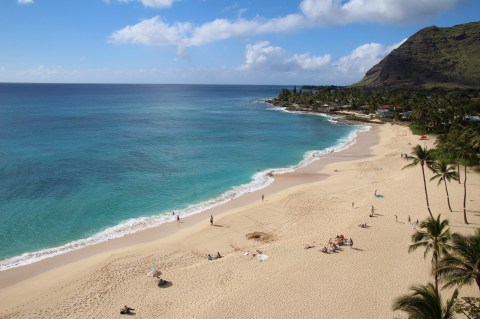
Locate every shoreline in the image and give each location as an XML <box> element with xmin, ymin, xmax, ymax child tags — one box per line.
<box><xmin>1</xmin><ymin>123</ymin><xmax>478</xmax><ymax>318</ymax></box>
<box><xmin>0</xmin><ymin>122</ymin><xmax>376</xmax><ymax>289</ymax></box>
<box><xmin>0</xmin><ymin>110</ymin><xmax>368</xmax><ymax>273</ymax></box>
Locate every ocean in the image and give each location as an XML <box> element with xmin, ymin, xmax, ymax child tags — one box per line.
<box><xmin>0</xmin><ymin>83</ymin><xmax>363</xmax><ymax>270</ymax></box>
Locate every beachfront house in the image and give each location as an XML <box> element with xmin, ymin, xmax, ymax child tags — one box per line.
<box><xmin>376</xmin><ymin>104</ymin><xmax>404</xmax><ymax>118</ymax></box>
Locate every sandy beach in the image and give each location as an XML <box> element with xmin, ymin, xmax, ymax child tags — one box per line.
<box><xmin>1</xmin><ymin>123</ymin><xmax>479</xmax><ymax>319</ymax></box>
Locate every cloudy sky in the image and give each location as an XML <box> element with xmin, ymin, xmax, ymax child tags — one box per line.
<box><xmin>0</xmin><ymin>0</ymin><xmax>478</xmax><ymax>85</ymax></box>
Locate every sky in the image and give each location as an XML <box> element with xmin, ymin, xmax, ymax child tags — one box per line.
<box><xmin>0</xmin><ymin>0</ymin><xmax>478</xmax><ymax>85</ymax></box>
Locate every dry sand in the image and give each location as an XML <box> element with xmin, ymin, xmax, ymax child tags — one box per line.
<box><xmin>0</xmin><ymin>123</ymin><xmax>478</xmax><ymax>319</ymax></box>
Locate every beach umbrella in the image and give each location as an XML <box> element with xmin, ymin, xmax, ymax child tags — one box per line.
<box><xmin>147</xmin><ymin>269</ymin><xmax>162</xmax><ymax>278</ymax></box>
<box><xmin>420</xmin><ymin>135</ymin><xmax>428</xmax><ymax>139</ymax></box>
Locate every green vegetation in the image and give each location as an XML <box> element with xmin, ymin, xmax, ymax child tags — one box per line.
<box><xmin>403</xmin><ymin>145</ymin><xmax>436</xmax><ymax>218</ymax></box>
<box><xmin>272</xmin><ymin>20</ymin><xmax>480</xmax><ymax>319</ymax></box>
<box><xmin>409</xmin><ymin>215</ymin><xmax>452</xmax><ymax>292</ymax></box>
<box><xmin>392</xmin><ymin>283</ymin><xmax>458</xmax><ymax>319</ymax></box>
<box><xmin>430</xmin><ymin>160</ymin><xmax>459</xmax><ymax>212</ymax></box>
<box><xmin>437</xmin><ymin>229</ymin><xmax>480</xmax><ymax>292</ymax></box>
<box><xmin>355</xmin><ymin>22</ymin><xmax>480</xmax><ymax>89</ymax></box>
<box><xmin>394</xmin><ymin>216</ymin><xmax>480</xmax><ymax>318</ymax></box>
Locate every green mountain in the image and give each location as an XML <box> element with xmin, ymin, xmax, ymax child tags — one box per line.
<box><xmin>354</xmin><ymin>21</ymin><xmax>480</xmax><ymax>89</ymax></box>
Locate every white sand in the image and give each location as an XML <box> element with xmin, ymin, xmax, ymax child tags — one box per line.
<box><xmin>0</xmin><ymin>124</ymin><xmax>478</xmax><ymax>319</ymax></box>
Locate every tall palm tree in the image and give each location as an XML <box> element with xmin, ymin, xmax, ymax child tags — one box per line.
<box><xmin>457</xmin><ymin>128</ymin><xmax>479</xmax><ymax>225</ymax></box>
<box><xmin>403</xmin><ymin>144</ymin><xmax>436</xmax><ymax>218</ymax></box>
<box><xmin>409</xmin><ymin>215</ymin><xmax>451</xmax><ymax>292</ymax></box>
<box><xmin>430</xmin><ymin>160</ymin><xmax>459</xmax><ymax>212</ymax></box>
<box><xmin>437</xmin><ymin>229</ymin><xmax>480</xmax><ymax>292</ymax></box>
<box><xmin>392</xmin><ymin>283</ymin><xmax>458</xmax><ymax>319</ymax></box>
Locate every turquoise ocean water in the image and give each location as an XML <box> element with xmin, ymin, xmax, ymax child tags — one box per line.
<box><xmin>0</xmin><ymin>84</ymin><xmax>364</xmax><ymax>270</ymax></box>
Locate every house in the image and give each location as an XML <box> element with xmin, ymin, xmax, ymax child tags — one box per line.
<box><xmin>378</xmin><ymin>104</ymin><xmax>404</xmax><ymax>112</ymax></box>
<box><xmin>376</xmin><ymin>109</ymin><xmax>393</xmax><ymax>118</ymax></box>
<box><xmin>400</xmin><ymin>111</ymin><xmax>413</xmax><ymax>120</ymax></box>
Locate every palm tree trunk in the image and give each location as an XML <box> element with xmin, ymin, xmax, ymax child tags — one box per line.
<box><xmin>476</xmin><ymin>275</ymin><xmax>480</xmax><ymax>291</ymax></box>
<box><xmin>457</xmin><ymin>165</ymin><xmax>461</xmax><ymax>184</ymax></box>
<box><xmin>421</xmin><ymin>164</ymin><xmax>433</xmax><ymax>218</ymax></box>
<box><xmin>444</xmin><ymin>179</ymin><xmax>453</xmax><ymax>212</ymax></box>
<box><xmin>463</xmin><ymin>160</ymin><xmax>468</xmax><ymax>224</ymax></box>
<box><xmin>434</xmin><ymin>255</ymin><xmax>438</xmax><ymax>293</ymax></box>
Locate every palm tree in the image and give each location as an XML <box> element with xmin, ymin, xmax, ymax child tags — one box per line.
<box><xmin>437</xmin><ymin>229</ymin><xmax>480</xmax><ymax>292</ymax></box>
<box><xmin>457</xmin><ymin>128</ymin><xmax>479</xmax><ymax>225</ymax></box>
<box><xmin>403</xmin><ymin>144</ymin><xmax>436</xmax><ymax>218</ymax></box>
<box><xmin>392</xmin><ymin>283</ymin><xmax>458</xmax><ymax>319</ymax></box>
<box><xmin>430</xmin><ymin>160</ymin><xmax>459</xmax><ymax>212</ymax></box>
<box><xmin>409</xmin><ymin>215</ymin><xmax>451</xmax><ymax>292</ymax></box>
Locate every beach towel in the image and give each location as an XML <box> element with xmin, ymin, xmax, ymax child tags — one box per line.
<box><xmin>256</xmin><ymin>254</ymin><xmax>269</xmax><ymax>261</ymax></box>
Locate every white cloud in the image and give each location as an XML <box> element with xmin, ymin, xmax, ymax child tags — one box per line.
<box><xmin>333</xmin><ymin>39</ymin><xmax>405</xmax><ymax>76</ymax></box>
<box><xmin>109</xmin><ymin>0</ymin><xmax>461</xmax><ymax>54</ymax></box>
<box><xmin>238</xmin><ymin>39</ymin><xmax>402</xmax><ymax>84</ymax></box>
<box><xmin>0</xmin><ymin>38</ymin><xmax>401</xmax><ymax>85</ymax></box>
<box><xmin>105</xmin><ymin>0</ymin><xmax>174</xmax><ymax>8</ymax></box>
<box><xmin>288</xmin><ymin>53</ymin><xmax>332</xmax><ymax>71</ymax></box>
<box><xmin>299</xmin><ymin>0</ymin><xmax>462</xmax><ymax>24</ymax></box>
<box><xmin>111</xmin><ymin>15</ymin><xmax>307</xmax><ymax>53</ymax></box>
<box><xmin>109</xmin><ymin>17</ymin><xmax>192</xmax><ymax>46</ymax></box>
<box><xmin>139</xmin><ymin>0</ymin><xmax>174</xmax><ymax>8</ymax></box>
<box><xmin>240</xmin><ymin>41</ymin><xmax>331</xmax><ymax>72</ymax></box>
<box><xmin>241</xmin><ymin>41</ymin><xmax>285</xmax><ymax>70</ymax></box>
<box><xmin>17</xmin><ymin>0</ymin><xmax>33</xmax><ymax>4</ymax></box>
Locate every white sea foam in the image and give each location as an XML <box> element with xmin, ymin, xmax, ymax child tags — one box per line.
<box><xmin>0</xmin><ymin>111</ymin><xmax>370</xmax><ymax>272</ymax></box>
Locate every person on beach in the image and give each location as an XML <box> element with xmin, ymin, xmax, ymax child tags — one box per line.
<box><xmin>374</xmin><ymin>189</ymin><xmax>377</xmax><ymax>196</ymax></box>
<box><xmin>262</xmin><ymin>194</ymin><xmax>264</xmax><ymax>201</ymax></box>
<box><xmin>395</xmin><ymin>215</ymin><xmax>398</xmax><ymax>222</ymax></box>
<box><xmin>207</xmin><ymin>254</ymin><xmax>213</xmax><ymax>260</ymax></box>
<box><xmin>121</xmin><ymin>306</ymin><xmax>135</xmax><ymax>315</ymax></box>
<box><xmin>371</xmin><ymin>205</ymin><xmax>375</xmax><ymax>215</ymax></box>
<box><xmin>352</xmin><ymin>202</ymin><xmax>354</xmax><ymax>208</ymax></box>
<box><xmin>216</xmin><ymin>252</ymin><xmax>222</xmax><ymax>259</ymax></box>
<box><xmin>210</xmin><ymin>215</ymin><xmax>213</xmax><ymax>226</ymax></box>
<box><xmin>177</xmin><ymin>215</ymin><xmax>180</xmax><ymax>222</ymax></box>
<box><xmin>408</xmin><ymin>215</ymin><xmax>411</xmax><ymax>223</ymax></box>
<box><xmin>350</xmin><ymin>238</ymin><xmax>353</xmax><ymax>248</ymax></box>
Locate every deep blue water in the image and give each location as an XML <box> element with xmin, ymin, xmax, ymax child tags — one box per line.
<box><xmin>0</xmin><ymin>83</ymin><xmax>360</xmax><ymax>269</ymax></box>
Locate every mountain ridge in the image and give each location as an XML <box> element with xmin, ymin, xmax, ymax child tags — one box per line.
<box><xmin>354</xmin><ymin>21</ymin><xmax>480</xmax><ymax>89</ymax></box>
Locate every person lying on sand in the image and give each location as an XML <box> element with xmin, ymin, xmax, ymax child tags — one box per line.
<box><xmin>304</xmin><ymin>244</ymin><xmax>315</xmax><ymax>249</ymax></box>
<box><xmin>120</xmin><ymin>306</ymin><xmax>135</xmax><ymax>315</ymax></box>
<box><xmin>207</xmin><ymin>252</ymin><xmax>222</xmax><ymax>260</ymax></box>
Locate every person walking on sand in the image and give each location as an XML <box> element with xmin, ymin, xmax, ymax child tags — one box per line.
<box><xmin>408</xmin><ymin>215</ymin><xmax>411</xmax><ymax>223</ymax></box>
<box><xmin>210</xmin><ymin>215</ymin><xmax>213</xmax><ymax>226</ymax></box>
<box><xmin>371</xmin><ymin>205</ymin><xmax>375</xmax><ymax>215</ymax></box>
<box><xmin>374</xmin><ymin>189</ymin><xmax>377</xmax><ymax>197</ymax></box>
<box><xmin>177</xmin><ymin>215</ymin><xmax>180</xmax><ymax>222</ymax></box>
<box><xmin>395</xmin><ymin>215</ymin><xmax>398</xmax><ymax>222</ymax></box>
<box><xmin>352</xmin><ymin>202</ymin><xmax>354</xmax><ymax>208</ymax></box>
<box><xmin>262</xmin><ymin>194</ymin><xmax>264</xmax><ymax>201</ymax></box>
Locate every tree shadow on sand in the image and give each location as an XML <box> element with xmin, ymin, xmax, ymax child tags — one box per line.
<box><xmin>450</xmin><ymin>223</ymin><xmax>480</xmax><ymax>230</ymax></box>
